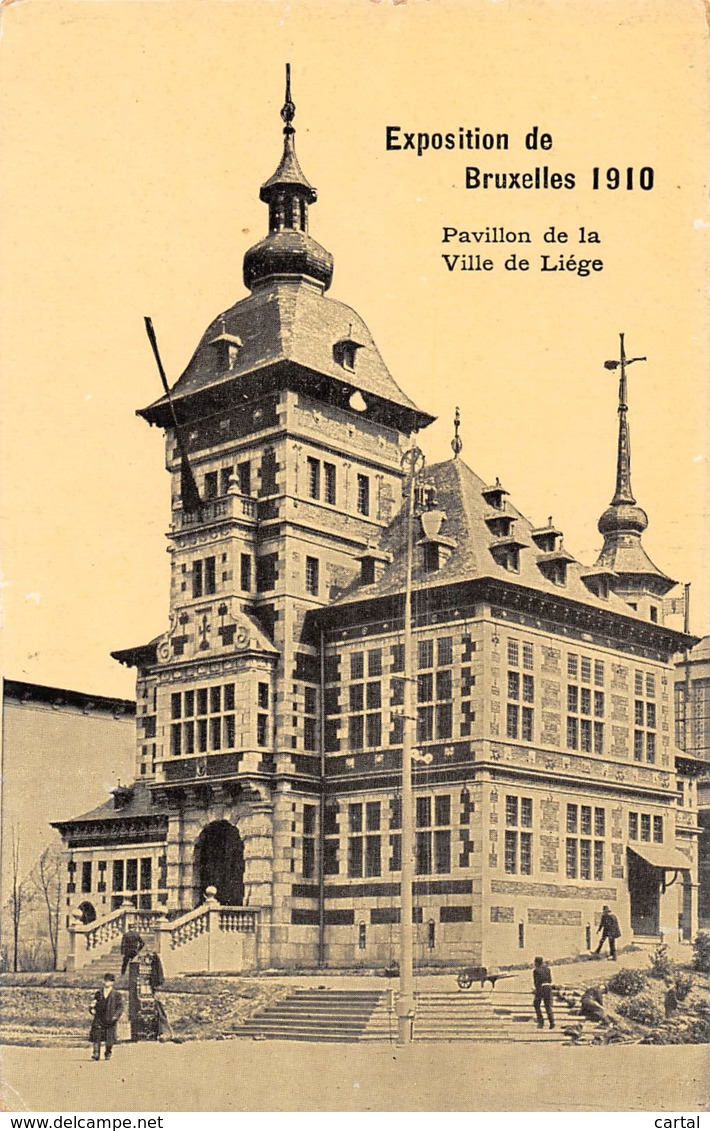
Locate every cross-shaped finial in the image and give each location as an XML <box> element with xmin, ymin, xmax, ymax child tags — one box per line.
<box><xmin>451</xmin><ymin>406</ymin><xmax>463</xmax><ymax>458</ymax></box>
<box><xmin>603</xmin><ymin>333</ymin><xmax>647</xmax><ymax>506</ymax></box>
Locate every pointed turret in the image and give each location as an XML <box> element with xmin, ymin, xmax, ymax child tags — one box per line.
<box><xmin>243</xmin><ymin>65</ymin><xmax>334</xmax><ymax>292</ymax></box>
<box><xmin>594</xmin><ymin>334</ymin><xmax>675</xmax><ymax>621</ymax></box>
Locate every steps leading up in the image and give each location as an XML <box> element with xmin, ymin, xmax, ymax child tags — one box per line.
<box><xmin>77</xmin><ymin>935</ymin><xmax>157</xmax><ymax>981</ymax></box>
<box><xmin>239</xmin><ymin>987</ymin><xmax>596</xmax><ymax>1044</ymax></box>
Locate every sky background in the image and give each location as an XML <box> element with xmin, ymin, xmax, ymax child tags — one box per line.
<box><xmin>1</xmin><ymin>0</ymin><xmax>708</xmax><ymax>702</ymax></box>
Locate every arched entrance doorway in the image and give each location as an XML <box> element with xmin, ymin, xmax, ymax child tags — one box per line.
<box><xmin>193</xmin><ymin>821</ymin><xmax>244</xmax><ymax>907</ymax></box>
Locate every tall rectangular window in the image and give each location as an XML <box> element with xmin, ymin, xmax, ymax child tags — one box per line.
<box><xmin>192</xmin><ymin>559</ymin><xmax>203</xmax><ymax>598</ymax></box>
<box><xmin>237</xmin><ymin>462</ymin><xmax>251</xmax><ymax>496</ymax></box>
<box><xmin>324</xmin><ymin>463</ymin><xmax>337</xmax><ymax>505</ymax></box>
<box><xmin>307</xmin><ymin>457</ymin><xmax>320</xmax><ymax>500</ymax></box>
<box><xmin>593</xmin><ymin>842</ymin><xmax>604</xmax><ymax>881</ymax></box>
<box><xmin>257</xmin><ymin>714</ymin><xmax>269</xmax><ymax>747</ymax></box>
<box><xmin>205</xmin><ymin>556</ymin><xmax>216</xmax><ymax>595</ymax></box>
<box><xmin>256</xmin><ymin>553</ymin><xmax>277</xmax><ymax>592</ymax></box>
<box><xmin>349</xmin><ymin>715</ymin><xmax>364</xmax><ymax>750</ymax></box>
<box><xmin>126</xmin><ymin>859</ymin><xmax>138</xmax><ymax>892</ymax></box>
<box><xmin>302</xmin><ymin>805</ymin><xmax>317</xmax><ymax>879</ymax></box>
<box><xmin>220</xmin><ymin>466</ymin><xmax>234</xmax><ymax>495</ymax></box>
<box><xmin>633</xmin><ymin>675</ymin><xmax>657</xmax><ymax>762</ymax></box>
<box><xmin>356</xmin><ymin>474</ymin><xmax>370</xmax><ymax>516</ymax></box>
<box><xmin>508</xmin><ymin>645</ymin><xmax>533</xmax><ymax>741</ymax></box>
<box><xmin>240</xmin><ymin>554</ymin><xmax>252</xmax><ymax>592</ymax></box>
<box><xmin>505</xmin><ymin>796</ymin><xmax>533</xmax><ymax>874</ymax></box>
<box><xmin>140</xmin><ymin>858</ymin><xmax>152</xmax><ymax>892</ymax></box>
<box><xmin>305</xmin><ymin>556</ymin><xmax>319</xmax><ymax>596</ymax></box>
<box><xmin>171</xmin><ymin>723</ymin><xmax>182</xmax><ymax>757</ymax></box>
<box><xmin>348</xmin><ymin>804</ymin><xmax>363</xmax><ymax>878</ymax></box>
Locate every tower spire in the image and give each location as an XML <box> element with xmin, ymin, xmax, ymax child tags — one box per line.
<box><xmin>594</xmin><ymin>333</ymin><xmax>675</xmax><ymax>606</ymax></box>
<box><xmin>604</xmin><ymin>332</ymin><xmax>645</xmax><ymax>505</ymax></box>
<box><xmin>243</xmin><ymin>66</ymin><xmax>334</xmax><ymax>292</ymax></box>
<box><xmin>282</xmin><ymin>63</ymin><xmax>295</xmax><ymax>133</ymax></box>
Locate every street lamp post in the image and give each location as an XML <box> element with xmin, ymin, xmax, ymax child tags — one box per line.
<box><xmin>397</xmin><ymin>443</ymin><xmax>424</xmax><ymax>1045</ymax></box>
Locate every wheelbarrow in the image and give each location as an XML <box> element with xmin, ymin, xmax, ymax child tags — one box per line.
<box><xmin>456</xmin><ymin>965</ymin><xmax>516</xmax><ymax>990</ymax></box>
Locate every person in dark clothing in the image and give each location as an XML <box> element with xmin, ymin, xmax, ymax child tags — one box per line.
<box><xmin>594</xmin><ymin>905</ymin><xmax>621</xmax><ymax>960</ymax></box>
<box><xmin>580</xmin><ymin>985</ymin><xmax>608</xmax><ymax>1023</ymax></box>
<box><xmin>120</xmin><ymin>928</ymin><xmax>144</xmax><ymax>975</ymax></box>
<box><xmin>148</xmin><ymin>951</ymin><xmax>164</xmax><ymax>992</ymax></box>
<box><xmin>89</xmin><ymin>974</ymin><xmax>123</xmax><ymax>1060</ymax></box>
<box><xmin>532</xmin><ymin>956</ymin><xmax>554</xmax><ymax>1030</ymax></box>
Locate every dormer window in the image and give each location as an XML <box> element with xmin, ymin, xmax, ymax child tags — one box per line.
<box><xmin>537</xmin><ymin>547</ymin><xmax>574</xmax><ymax>587</ymax></box>
<box><xmin>417</xmin><ymin>505</ymin><xmax>456</xmax><ymax>572</ymax></box>
<box><xmin>208</xmin><ymin>332</ymin><xmax>243</xmax><ymax>372</ymax></box>
<box><xmin>501</xmin><ymin>547</ymin><xmax>520</xmax><ymax>573</ymax></box>
<box><xmin>547</xmin><ymin>561</ymin><xmax>567</xmax><ymax>586</ymax></box>
<box><xmin>361</xmin><ymin>558</ymin><xmax>376</xmax><ymax>585</ymax></box>
<box><xmin>422</xmin><ymin>541</ymin><xmax>454</xmax><ymax>573</ymax></box>
<box><xmin>489</xmin><ymin>534</ymin><xmax>526</xmax><ymax>573</ymax></box>
<box><xmin>486</xmin><ymin>513</ymin><xmax>515</xmax><ymax>539</ymax></box>
<box><xmin>580</xmin><ymin>568</ymin><xmax>615</xmax><ymax>600</ymax></box>
<box><xmin>334</xmin><ymin>337</ymin><xmax>364</xmax><ymax>372</ymax></box>
<box><xmin>481</xmin><ymin>479</ymin><xmax>509</xmax><ymax>511</ymax></box>
<box><xmin>531</xmin><ymin>520</ymin><xmax>563</xmax><ymax>554</ymax></box>
<box><xmin>356</xmin><ymin>546</ymin><xmax>392</xmax><ymax>586</ymax></box>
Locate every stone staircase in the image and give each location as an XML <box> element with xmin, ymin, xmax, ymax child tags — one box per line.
<box><xmin>241</xmin><ymin>988</ymin><xmax>384</xmax><ymax>1043</ymax></box>
<box><xmin>78</xmin><ymin>934</ymin><xmax>157</xmax><ymax>982</ymax></box>
<box><xmin>240</xmin><ymin>985</ymin><xmax>595</xmax><ymax>1043</ymax></box>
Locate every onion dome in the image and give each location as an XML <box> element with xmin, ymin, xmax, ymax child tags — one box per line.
<box><xmin>243</xmin><ymin>66</ymin><xmax>334</xmax><ymax>292</ymax></box>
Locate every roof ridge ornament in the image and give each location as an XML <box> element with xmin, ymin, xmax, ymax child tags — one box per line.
<box><xmin>451</xmin><ymin>406</ymin><xmax>463</xmax><ymax>458</ymax></box>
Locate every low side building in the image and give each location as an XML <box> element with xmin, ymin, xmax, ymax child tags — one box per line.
<box><xmin>1</xmin><ymin>678</ymin><xmax>134</xmax><ymax>967</ymax></box>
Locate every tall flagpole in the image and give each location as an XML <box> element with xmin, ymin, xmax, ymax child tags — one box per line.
<box><xmin>398</xmin><ymin>442</ymin><xmax>424</xmax><ymax>1044</ymax></box>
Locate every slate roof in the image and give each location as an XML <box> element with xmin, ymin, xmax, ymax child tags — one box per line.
<box><xmin>139</xmin><ymin>280</ymin><xmax>433</xmax><ymax>428</ymax></box>
<box><xmin>52</xmin><ymin>782</ymin><xmax>165</xmax><ymax>830</ymax></box>
<box><xmin>595</xmin><ymin>527</ymin><xmax>675</xmax><ymax>587</ymax></box>
<box><xmin>332</xmin><ymin>456</ymin><xmax>654</xmax><ymax>618</ymax></box>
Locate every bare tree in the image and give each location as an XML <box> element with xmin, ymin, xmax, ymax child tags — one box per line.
<box><xmin>32</xmin><ymin>843</ymin><xmax>63</xmax><ymax>969</ymax></box>
<box><xmin>9</xmin><ymin>825</ymin><xmax>25</xmax><ymax>972</ymax></box>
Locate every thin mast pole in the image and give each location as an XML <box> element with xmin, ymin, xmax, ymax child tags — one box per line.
<box><xmin>683</xmin><ymin>583</ymin><xmax>692</xmax><ymax>751</ymax></box>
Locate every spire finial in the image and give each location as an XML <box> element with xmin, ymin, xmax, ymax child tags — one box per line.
<box><xmin>281</xmin><ymin>63</ymin><xmax>296</xmax><ymax>134</ymax></box>
<box><xmin>603</xmin><ymin>332</ymin><xmax>647</xmax><ymax>505</ymax></box>
<box><xmin>451</xmin><ymin>406</ymin><xmax>463</xmax><ymax>458</ymax></box>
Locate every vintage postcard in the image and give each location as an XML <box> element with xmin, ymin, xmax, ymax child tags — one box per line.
<box><xmin>0</xmin><ymin>0</ymin><xmax>708</xmax><ymax>1115</ymax></box>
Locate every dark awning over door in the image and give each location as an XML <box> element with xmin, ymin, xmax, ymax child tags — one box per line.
<box><xmin>627</xmin><ymin>844</ymin><xmax>690</xmax><ymax>871</ymax></box>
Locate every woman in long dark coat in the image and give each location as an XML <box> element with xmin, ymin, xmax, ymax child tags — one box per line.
<box><xmin>89</xmin><ymin>973</ymin><xmax>124</xmax><ymax>1060</ymax></box>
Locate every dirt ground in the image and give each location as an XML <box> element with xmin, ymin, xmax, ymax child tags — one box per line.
<box><xmin>1</xmin><ymin>1036</ymin><xmax>708</xmax><ymax>1112</ymax></box>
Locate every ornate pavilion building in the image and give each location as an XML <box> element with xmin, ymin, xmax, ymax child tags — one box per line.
<box><xmin>54</xmin><ymin>79</ymin><xmax>701</xmax><ymax>972</ymax></box>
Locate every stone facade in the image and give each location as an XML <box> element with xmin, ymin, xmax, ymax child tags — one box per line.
<box><xmin>53</xmin><ymin>80</ymin><xmax>701</xmax><ymax>972</ymax></box>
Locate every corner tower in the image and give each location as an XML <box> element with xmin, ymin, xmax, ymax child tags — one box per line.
<box><xmin>594</xmin><ymin>333</ymin><xmax>676</xmax><ymax>622</ymax></box>
<box><xmin>114</xmin><ymin>69</ymin><xmax>433</xmax><ymax>941</ymax></box>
